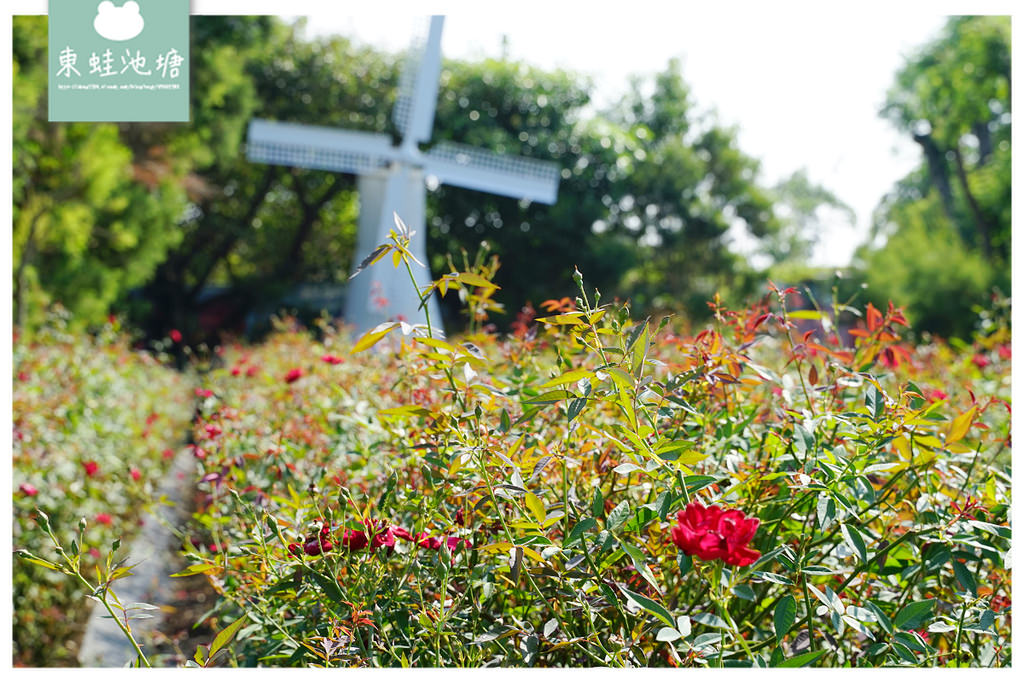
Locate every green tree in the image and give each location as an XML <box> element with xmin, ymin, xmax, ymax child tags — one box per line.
<box><xmin>13</xmin><ymin>17</ymin><xmax>188</xmax><ymax>330</ymax></box>
<box><xmin>606</xmin><ymin>60</ymin><xmax>782</xmax><ymax>315</ymax></box>
<box><xmin>855</xmin><ymin>16</ymin><xmax>1009</xmax><ymax>338</ymax></box>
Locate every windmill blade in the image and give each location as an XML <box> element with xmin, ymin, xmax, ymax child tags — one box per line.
<box><xmin>392</xmin><ymin>16</ymin><xmax>444</xmax><ymax>146</ymax></box>
<box><xmin>246</xmin><ymin>119</ymin><xmax>396</xmax><ymax>175</ymax></box>
<box><xmin>424</xmin><ymin>141</ymin><xmax>561</xmax><ymax>204</ymax></box>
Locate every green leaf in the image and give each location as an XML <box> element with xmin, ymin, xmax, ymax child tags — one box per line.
<box><xmin>618</xmin><ymin>583</ymin><xmax>674</xmax><ymax>627</ymax></box>
<box><xmin>865</xmin><ymin>600</ymin><xmax>893</xmax><ymax>635</ymax></box>
<box><xmin>774</xmin><ymin>595</ymin><xmax>796</xmax><ymax>638</ymax></box>
<box><xmin>656</xmin><ymin>627</ymin><xmax>682</xmax><ymax>642</ymax></box>
<box><xmin>945</xmin><ymin>405</ymin><xmax>976</xmax><ymax>445</ymax></box>
<box><xmin>208</xmin><ymin>616</ymin><xmax>247</xmax><ymax>660</ymax></box>
<box><xmin>349</xmin><ymin>244</ymin><xmax>391</xmax><ymax>280</ymax></box>
<box><xmin>952</xmin><ymin>561</ymin><xmax>977</xmax><ymax>595</ymax></box>
<box><xmin>455</xmin><ymin>272</ymin><xmax>499</xmax><ymax>289</ymax></box>
<box><xmin>866</xmin><ymin>385</ymin><xmax>885</xmax><ymax>420</ymax></box>
<box><xmin>606</xmin><ymin>500</ymin><xmax>630</xmax><ymax>531</ymax></box>
<box><xmin>627</xmin><ymin>320</ymin><xmax>650</xmax><ymax>380</ymax></box>
<box><xmin>17</xmin><ymin>554</ymin><xmax>60</xmax><ymax>571</ymax></box>
<box><xmin>894</xmin><ymin>599</ymin><xmax>935</xmax><ymax>630</ymax></box>
<box><xmin>731</xmin><ymin>584</ymin><xmax>756</xmax><ymax>601</ymax></box>
<box><xmin>539</xmin><ymin>368</ymin><xmax>593</xmax><ymax>389</ymax></box>
<box><xmin>565</xmin><ymin>518</ymin><xmax>596</xmax><ymax>546</ymax></box>
<box><xmin>778</xmin><ymin>649</ymin><xmax>828</xmax><ymax>667</ymax></box>
<box><xmin>350</xmin><ymin>321</ymin><xmax>399</xmax><ymax>353</ymax></box>
<box><xmin>841</xmin><ymin>524</ymin><xmax>868</xmax><ymax>564</ymax></box>
<box><xmin>522</xmin><ymin>389</ymin><xmax>575</xmax><ymax>405</ymax></box>
<box><xmin>309</xmin><ymin>570</ymin><xmax>343</xmax><ymax>603</ymax></box>
<box><xmin>170</xmin><ymin>563</ymin><xmax>218</xmax><ymax>577</ymax></box>
<box><xmin>524</xmin><ymin>492</ymin><xmax>546</xmax><ymax>525</ymax></box>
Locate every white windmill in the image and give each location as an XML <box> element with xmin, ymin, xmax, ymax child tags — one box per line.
<box><xmin>246</xmin><ymin>16</ymin><xmax>560</xmax><ymax>336</ymax></box>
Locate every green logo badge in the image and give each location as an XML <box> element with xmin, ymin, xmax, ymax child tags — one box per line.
<box><xmin>48</xmin><ymin>1</ymin><xmax>189</xmax><ymax>122</ymax></box>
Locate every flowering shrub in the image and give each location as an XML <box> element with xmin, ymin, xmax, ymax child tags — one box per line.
<box><xmin>168</xmin><ymin>234</ymin><xmax>1010</xmax><ymax>667</ymax></box>
<box><xmin>15</xmin><ymin>232</ymin><xmax>1011</xmax><ymax>667</ymax></box>
<box><xmin>12</xmin><ymin>310</ymin><xmax>194</xmax><ymax>666</ymax></box>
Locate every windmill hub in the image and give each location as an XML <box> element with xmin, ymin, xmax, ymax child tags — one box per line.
<box><xmin>246</xmin><ymin>16</ymin><xmax>560</xmax><ymax>336</ymax></box>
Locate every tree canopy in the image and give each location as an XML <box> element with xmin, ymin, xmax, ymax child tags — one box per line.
<box><xmin>854</xmin><ymin>16</ymin><xmax>1010</xmax><ymax>339</ymax></box>
<box><xmin>15</xmin><ymin>16</ymin><xmax>999</xmax><ymax>341</ymax></box>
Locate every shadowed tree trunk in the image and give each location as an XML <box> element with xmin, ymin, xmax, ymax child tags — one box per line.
<box><xmin>912</xmin><ymin>131</ymin><xmax>956</xmax><ymax>223</ymax></box>
<box><xmin>951</xmin><ymin>144</ymin><xmax>993</xmax><ymax>258</ymax></box>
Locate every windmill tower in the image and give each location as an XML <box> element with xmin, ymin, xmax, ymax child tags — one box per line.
<box><xmin>246</xmin><ymin>16</ymin><xmax>560</xmax><ymax>336</ymax></box>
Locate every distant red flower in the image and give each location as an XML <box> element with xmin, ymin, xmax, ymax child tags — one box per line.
<box><xmin>231</xmin><ymin>366</ymin><xmax>241</xmax><ymax>376</ymax></box>
<box><xmin>285</xmin><ymin>368</ymin><xmax>304</xmax><ymax>384</ymax></box>
<box><xmin>169</xmin><ymin>329</ymin><xmax>182</xmax><ymax>343</ymax></box>
<box><xmin>445</xmin><ymin>535</ymin><xmax>472</xmax><ymax>552</ymax></box>
<box><xmin>997</xmin><ymin>344</ymin><xmax>1011</xmax><ymax>361</ymax></box>
<box><xmin>190</xmin><ymin>445</ymin><xmax>207</xmax><ymax>460</ymax></box>
<box><xmin>95</xmin><ymin>513</ymin><xmax>113</xmax><ymax>525</ymax></box>
<box><xmin>926</xmin><ymin>389</ymin><xmax>948</xmax><ymax>402</ymax></box>
<box><xmin>195</xmin><ymin>388</ymin><xmax>214</xmax><ymax>398</ymax></box>
<box><xmin>204</xmin><ymin>424</ymin><xmax>222</xmax><ymax>439</ymax></box>
<box><xmin>972</xmin><ymin>354</ymin><xmax>991</xmax><ymax>369</ymax></box>
<box><xmin>246</xmin><ymin>365</ymin><xmax>260</xmax><ymax>378</ymax></box>
<box><xmin>321</xmin><ymin>354</ymin><xmax>344</xmax><ymax>365</ymax></box>
<box><xmin>417</xmin><ymin>534</ymin><xmax>442</xmax><ymax>550</ymax></box>
<box><xmin>17</xmin><ymin>371</ymin><xmax>29</xmax><ymax>382</ymax></box>
<box><xmin>88</xmin><ymin>548</ymin><xmax>101</xmax><ymax>559</ymax></box>
<box><xmin>670</xmin><ymin>501</ymin><xmax>760</xmax><ymax>567</ymax></box>
<box><xmin>162</xmin><ymin>448</ymin><xmax>175</xmax><ymax>460</ymax></box>
<box><xmin>83</xmin><ymin>460</ymin><xmax>99</xmax><ymax>477</ymax></box>
<box><xmin>19</xmin><ymin>483</ymin><xmax>38</xmax><ymax>496</ymax></box>
<box><xmin>130</xmin><ymin>468</ymin><xmax>141</xmax><ymax>481</ymax></box>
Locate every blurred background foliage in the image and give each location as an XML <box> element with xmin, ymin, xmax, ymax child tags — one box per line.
<box><xmin>12</xmin><ymin>15</ymin><xmax>1010</xmax><ymax>342</ymax></box>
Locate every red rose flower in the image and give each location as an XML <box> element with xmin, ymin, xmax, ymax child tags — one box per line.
<box><xmin>670</xmin><ymin>501</ymin><xmax>760</xmax><ymax>567</ymax></box>
<box><xmin>285</xmin><ymin>368</ymin><xmax>304</xmax><ymax>384</ymax></box>
<box><xmin>972</xmin><ymin>354</ymin><xmax>990</xmax><ymax>369</ymax></box>
<box><xmin>341</xmin><ymin>529</ymin><xmax>369</xmax><ymax>550</ymax></box>
<box><xmin>997</xmin><ymin>344</ymin><xmax>1011</xmax><ymax>360</ymax></box>
<box><xmin>445</xmin><ymin>535</ymin><xmax>472</xmax><ymax>552</ymax></box>
<box><xmin>130</xmin><ymin>468</ymin><xmax>141</xmax><ymax>481</ymax></box>
<box><xmin>321</xmin><ymin>354</ymin><xmax>344</xmax><ymax>365</ymax></box>
<box><xmin>169</xmin><ymin>329</ymin><xmax>182</xmax><ymax>343</ymax></box>
<box><xmin>83</xmin><ymin>460</ymin><xmax>99</xmax><ymax>477</ymax></box>
<box><xmin>95</xmin><ymin>513</ymin><xmax>113</xmax><ymax>525</ymax></box>
<box><xmin>19</xmin><ymin>483</ymin><xmax>38</xmax><ymax>496</ymax></box>
<box><xmin>195</xmin><ymin>388</ymin><xmax>214</xmax><ymax>398</ymax></box>
<box><xmin>417</xmin><ymin>534</ymin><xmax>442</xmax><ymax>550</ymax></box>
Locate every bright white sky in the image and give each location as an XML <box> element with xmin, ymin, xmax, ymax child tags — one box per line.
<box><xmin>289</xmin><ymin>10</ymin><xmax>950</xmax><ymax>267</ymax></box>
